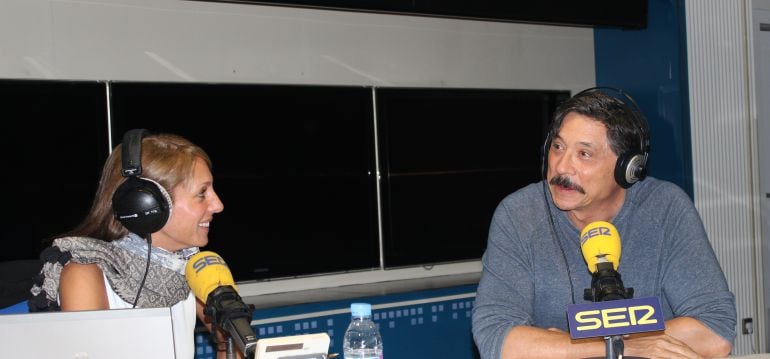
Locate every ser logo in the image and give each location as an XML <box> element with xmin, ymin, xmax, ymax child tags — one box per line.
<box><xmin>574</xmin><ymin>305</ymin><xmax>658</xmax><ymax>330</ymax></box>
<box><xmin>580</xmin><ymin>226</ymin><xmax>611</xmax><ymax>242</ymax></box>
<box><xmin>191</xmin><ymin>254</ymin><xmax>228</xmax><ymax>273</ymax></box>
<box><xmin>567</xmin><ymin>297</ymin><xmax>665</xmax><ymax>339</ymax></box>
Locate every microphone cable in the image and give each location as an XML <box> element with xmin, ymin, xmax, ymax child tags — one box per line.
<box><xmin>132</xmin><ymin>233</ymin><xmax>153</xmax><ymax>308</ymax></box>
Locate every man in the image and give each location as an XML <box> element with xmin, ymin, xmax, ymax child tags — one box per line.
<box><xmin>471</xmin><ymin>89</ymin><xmax>736</xmax><ymax>358</ymax></box>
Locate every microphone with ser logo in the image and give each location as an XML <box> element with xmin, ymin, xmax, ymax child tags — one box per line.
<box><xmin>185</xmin><ymin>251</ymin><xmax>257</xmax><ymax>358</ymax></box>
<box><xmin>566</xmin><ymin>221</ymin><xmax>665</xmax><ymax>359</ymax></box>
<box><xmin>580</xmin><ymin>221</ymin><xmax>633</xmax><ymax>302</ymax></box>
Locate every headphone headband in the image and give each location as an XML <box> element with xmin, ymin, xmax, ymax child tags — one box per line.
<box><xmin>121</xmin><ymin>129</ymin><xmax>149</xmax><ymax>177</ymax></box>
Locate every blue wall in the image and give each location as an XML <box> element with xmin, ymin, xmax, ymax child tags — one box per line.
<box><xmin>594</xmin><ymin>0</ymin><xmax>693</xmax><ymax>197</ymax></box>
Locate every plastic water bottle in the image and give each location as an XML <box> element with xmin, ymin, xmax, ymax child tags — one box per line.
<box><xmin>342</xmin><ymin>303</ymin><xmax>383</xmax><ymax>359</ymax></box>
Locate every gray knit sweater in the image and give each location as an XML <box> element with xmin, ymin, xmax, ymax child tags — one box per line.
<box><xmin>471</xmin><ymin>177</ymin><xmax>736</xmax><ymax>359</ymax></box>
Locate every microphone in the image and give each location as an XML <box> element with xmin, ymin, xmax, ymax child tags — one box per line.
<box><xmin>185</xmin><ymin>251</ymin><xmax>257</xmax><ymax>358</ymax></box>
<box><xmin>567</xmin><ymin>221</ymin><xmax>665</xmax><ymax>346</ymax></box>
<box><xmin>579</xmin><ymin>221</ymin><xmax>633</xmax><ymax>302</ymax></box>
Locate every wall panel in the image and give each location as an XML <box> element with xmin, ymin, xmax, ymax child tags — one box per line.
<box><xmin>685</xmin><ymin>0</ymin><xmax>762</xmax><ymax>353</ymax></box>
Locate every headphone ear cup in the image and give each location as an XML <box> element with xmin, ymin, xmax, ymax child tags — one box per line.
<box><xmin>112</xmin><ymin>177</ymin><xmax>172</xmax><ymax>234</ymax></box>
<box><xmin>614</xmin><ymin>151</ymin><xmax>647</xmax><ymax>189</ymax></box>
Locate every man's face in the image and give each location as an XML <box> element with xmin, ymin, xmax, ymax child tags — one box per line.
<box><xmin>546</xmin><ymin>112</ymin><xmax>624</xmax><ymax>219</ymax></box>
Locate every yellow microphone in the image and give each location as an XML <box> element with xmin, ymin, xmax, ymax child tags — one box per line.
<box><xmin>580</xmin><ymin>221</ymin><xmax>621</xmax><ymax>273</ymax></box>
<box><xmin>185</xmin><ymin>251</ymin><xmax>237</xmax><ymax>301</ymax></box>
<box><xmin>185</xmin><ymin>251</ymin><xmax>256</xmax><ymax>358</ymax></box>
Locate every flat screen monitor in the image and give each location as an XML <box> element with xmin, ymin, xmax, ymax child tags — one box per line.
<box><xmin>109</xmin><ymin>82</ymin><xmax>379</xmax><ymax>281</ymax></box>
<box><xmin>0</xmin><ymin>307</ymin><xmax>176</xmax><ymax>358</ymax></box>
<box><xmin>1</xmin><ymin>79</ymin><xmax>108</xmax><ymax>262</ymax></box>
<box><xmin>376</xmin><ymin>87</ymin><xmax>569</xmax><ymax>268</ymax></box>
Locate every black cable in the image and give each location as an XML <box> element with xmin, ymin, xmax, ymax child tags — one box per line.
<box><xmin>542</xmin><ymin>177</ymin><xmax>577</xmax><ymax>304</ymax></box>
<box><xmin>132</xmin><ymin>233</ymin><xmax>152</xmax><ymax>308</ymax></box>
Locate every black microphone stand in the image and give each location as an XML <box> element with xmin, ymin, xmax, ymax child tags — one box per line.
<box><xmin>584</xmin><ymin>262</ymin><xmax>634</xmax><ymax>359</ymax></box>
<box><xmin>226</xmin><ymin>337</ymin><xmax>236</xmax><ymax>359</ymax></box>
<box><xmin>205</xmin><ymin>285</ymin><xmax>257</xmax><ymax>358</ymax></box>
<box><xmin>605</xmin><ymin>335</ymin><xmax>624</xmax><ymax>359</ymax></box>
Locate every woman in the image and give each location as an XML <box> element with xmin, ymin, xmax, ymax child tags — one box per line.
<box><xmin>29</xmin><ymin>130</ymin><xmax>231</xmax><ymax>358</ymax></box>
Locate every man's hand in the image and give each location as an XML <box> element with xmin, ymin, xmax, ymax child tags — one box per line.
<box><xmin>624</xmin><ymin>333</ymin><xmax>703</xmax><ymax>359</ymax></box>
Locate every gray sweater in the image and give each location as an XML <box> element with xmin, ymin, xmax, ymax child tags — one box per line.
<box><xmin>471</xmin><ymin>177</ymin><xmax>736</xmax><ymax>359</ymax></box>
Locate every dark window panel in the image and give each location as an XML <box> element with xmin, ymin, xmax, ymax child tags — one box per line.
<box><xmin>188</xmin><ymin>0</ymin><xmax>647</xmax><ymax>29</ymax></box>
<box><xmin>376</xmin><ymin>88</ymin><xmax>569</xmax><ymax>268</ymax></box>
<box><xmin>109</xmin><ymin>82</ymin><xmax>379</xmax><ymax>281</ymax></box>
<box><xmin>1</xmin><ymin>80</ymin><xmax>108</xmax><ymax>261</ymax></box>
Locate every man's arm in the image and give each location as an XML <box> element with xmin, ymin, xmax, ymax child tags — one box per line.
<box><xmin>500</xmin><ymin>326</ymin><xmax>604</xmax><ymax>358</ymax></box>
<box><xmin>472</xmin><ymin>192</ymin><xmax>541</xmax><ymax>359</ymax></box>
<box><xmin>499</xmin><ymin>319</ymin><xmax>720</xmax><ymax>359</ymax></box>
<box><xmin>653</xmin><ymin>184</ymin><xmax>736</xmax><ymax>355</ymax></box>
<box><xmin>663</xmin><ymin>316</ymin><xmax>731</xmax><ymax>357</ymax></box>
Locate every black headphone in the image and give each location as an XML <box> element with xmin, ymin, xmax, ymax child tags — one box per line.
<box><xmin>112</xmin><ymin>129</ymin><xmax>173</xmax><ymax>235</ymax></box>
<box><xmin>541</xmin><ymin>87</ymin><xmax>650</xmax><ymax>189</ymax></box>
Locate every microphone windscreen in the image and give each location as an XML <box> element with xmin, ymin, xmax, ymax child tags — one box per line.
<box><xmin>580</xmin><ymin>221</ymin><xmax>621</xmax><ymax>273</ymax></box>
<box><xmin>185</xmin><ymin>251</ymin><xmax>237</xmax><ymax>302</ymax></box>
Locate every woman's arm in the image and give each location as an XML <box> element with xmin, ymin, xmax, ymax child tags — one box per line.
<box><xmin>59</xmin><ymin>263</ymin><xmax>109</xmax><ymax>311</ymax></box>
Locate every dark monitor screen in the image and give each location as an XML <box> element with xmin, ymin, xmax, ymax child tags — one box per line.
<box><xmin>1</xmin><ymin>80</ymin><xmax>108</xmax><ymax>261</ymax></box>
<box><xmin>109</xmin><ymin>82</ymin><xmax>379</xmax><ymax>281</ymax></box>
<box><xmin>376</xmin><ymin>88</ymin><xmax>569</xmax><ymax>268</ymax></box>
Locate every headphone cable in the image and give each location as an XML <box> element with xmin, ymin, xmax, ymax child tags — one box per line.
<box><xmin>132</xmin><ymin>233</ymin><xmax>152</xmax><ymax>308</ymax></box>
<box><xmin>542</xmin><ymin>179</ymin><xmax>577</xmax><ymax>304</ymax></box>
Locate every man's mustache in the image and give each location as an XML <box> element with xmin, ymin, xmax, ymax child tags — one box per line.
<box><xmin>549</xmin><ymin>175</ymin><xmax>586</xmax><ymax>194</ymax></box>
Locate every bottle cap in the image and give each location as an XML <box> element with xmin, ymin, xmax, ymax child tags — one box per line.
<box><xmin>350</xmin><ymin>302</ymin><xmax>372</xmax><ymax>317</ymax></box>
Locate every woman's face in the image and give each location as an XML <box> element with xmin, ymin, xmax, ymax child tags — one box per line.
<box><xmin>152</xmin><ymin>157</ymin><xmax>224</xmax><ymax>252</ymax></box>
